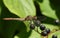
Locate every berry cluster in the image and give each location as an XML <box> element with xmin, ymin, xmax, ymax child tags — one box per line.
<box><xmin>29</xmin><ymin>19</ymin><xmax>58</xmax><ymax>38</ymax></box>
<box><xmin>30</xmin><ymin>20</ymin><xmax>50</xmax><ymax>36</ymax></box>
<box><xmin>3</xmin><ymin>16</ymin><xmax>59</xmax><ymax>38</ymax></box>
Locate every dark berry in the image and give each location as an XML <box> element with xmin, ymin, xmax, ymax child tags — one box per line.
<box><xmin>41</xmin><ymin>31</ymin><xmax>48</xmax><ymax>36</ymax></box>
<box><xmin>34</xmin><ymin>20</ymin><xmax>41</xmax><ymax>27</ymax></box>
<box><xmin>45</xmin><ymin>28</ymin><xmax>50</xmax><ymax>33</ymax></box>
<box><xmin>52</xmin><ymin>35</ymin><xmax>57</xmax><ymax>38</ymax></box>
<box><xmin>40</xmin><ymin>24</ymin><xmax>46</xmax><ymax>30</ymax></box>
<box><xmin>55</xmin><ymin>19</ymin><xmax>60</xmax><ymax>25</ymax></box>
<box><xmin>30</xmin><ymin>24</ymin><xmax>35</xmax><ymax>29</ymax></box>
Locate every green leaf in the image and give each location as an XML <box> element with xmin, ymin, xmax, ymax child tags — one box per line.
<box><xmin>43</xmin><ymin>23</ymin><xmax>59</xmax><ymax>31</ymax></box>
<box><xmin>28</xmin><ymin>30</ymin><xmax>42</xmax><ymax>38</ymax></box>
<box><xmin>14</xmin><ymin>30</ymin><xmax>42</xmax><ymax>38</ymax></box>
<box><xmin>0</xmin><ymin>6</ymin><xmax>1</xmax><ymax>14</ymax></box>
<box><xmin>38</xmin><ymin>0</ymin><xmax>58</xmax><ymax>19</ymax></box>
<box><xmin>48</xmin><ymin>30</ymin><xmax>60</xmax><ymax>38</ymax></box>
<box><xmin>0</xmin><ymin>0</ymin><xmax>2</xmax><ymax>15</ymax></box>
<box><xmin>3</xmin><ymin>0</ymin><xmax>36</xmax><ymax>18</ymax></box>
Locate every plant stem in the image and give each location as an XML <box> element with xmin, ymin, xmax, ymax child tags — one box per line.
<box><xmin>3</xmin><ymin>18</ymin><xmax>25</xmax><ymax>21</ymax></box>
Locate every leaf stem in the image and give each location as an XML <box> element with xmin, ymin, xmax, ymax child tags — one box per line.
<box><xmin>3</xmin><ymin>18</ymin><xmax>25</xmax><ymax>21</ymax></box>
<box><xmin>3</xmin><ymin>16</ymin><xmax>37</xmax><ymax>21</ymax></box>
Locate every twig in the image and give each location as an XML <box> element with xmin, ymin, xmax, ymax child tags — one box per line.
<box><xmin>3</xmin><ymin>18</ymin><xmax>25</xmax><ymax>21</ymax></box>
<box><xmin>3</xmin><ymin>16</ymin><xmax>37</xmax><ymax>21</ymax></box>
